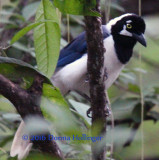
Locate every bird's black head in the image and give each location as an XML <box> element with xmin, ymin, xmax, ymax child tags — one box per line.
<box><xmin>107</xmin><ymin>13</ymin><xmax>146</xmax><ymax>64</ymax></box>
<box><xmin>108</xmin><ymin>13</ymin><xmax>146</xmax><ymax>47</ymax></box>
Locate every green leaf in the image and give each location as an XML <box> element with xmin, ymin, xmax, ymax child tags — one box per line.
<box><xmin>26</xmin><ymin>153</ymin><xmax>54</xmax><ymax>160</ymax></box>
<box><xmin>10</xmin><ymin>22</ymin><xmax>43</xmax><ymax>45</ymax></box>
<box><xmin>0</xmin><ymin>96</ymin><xmax>15</xmax><ymax>113</ymax></box>
<box><xmin>0</xmin><ymin>57</ymin><xmax>51</xmax><ymax>88</ymax></box>
<box><xmin>131</xmin><ymin>103</ymin><xmax>153</xmax><ymax>123</ymax></box>
<box><xmin>41</xmin><ymin>84</ymin><xmax>82</xmax><ymax>136</ymax></box>
<box><xmin>133</xmin><ymin>67</ymin><xmax>147</xmax><ymax>74</ymax></box>
<box><xmin>68</xmin><ymin>99</ymin><xmax>91</xmax><ymax>127</ymax></box>
<box><xmin>131</xmin><ymin>103</ymin><xmax>142</xmax><ymax>123</ymax></box>
<box><xmin>2</xmin><ymin>113</ymin><xmax>21</xmax><ymax>122</ymax></box>
<box><xmin>54</xmin><ymin>0</ymin><xmax>101</xmax><ymax>16</ymax></box>
<box><xmin>128</xmin><ymin>84</ymin><xmax>140</xmax><ymax>93</ymax></box>
<box><xmin>149</xmin><ymin>111</ymin><xmax>159</xmax><ymax>121</ymax></box>
<box><xmin>34</xmin><ymin>0</ymin><xmax>61</xmax><ymax>78</ymax></box>
<box><xmin>42</xmin><ymin>83</ymin><xmax>68</xmax><ymax>107</ymax></box>
<box><xmin>112</xmin><ymin>98</ymin><xmax>139</xmax><ymax>120</ymax></box>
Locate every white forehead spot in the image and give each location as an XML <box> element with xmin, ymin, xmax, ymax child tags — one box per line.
<box><xmin>106</xmin><ymin>13</ymin><xmax>133</xmax><ymax>33</ymax></box>
<box><xmin>120</xmin><ymin>25</ymin><xmax>132</xmax><ymax>37</ymax></box>
<box><xmin>126</xmin><ymin>20</ymin><xmax>132</xmax><ymax>23</ymax></box>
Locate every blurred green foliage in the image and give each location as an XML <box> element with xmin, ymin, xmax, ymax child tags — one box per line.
<box><xmin>54</xmin><ymin>0</ymin><xmax>101</xmax><ymax>16</ymax></box>
<box><xmin>0</xmin><ymin>0</ymin><xmax>159</xmax><ymax>160</ymax></box>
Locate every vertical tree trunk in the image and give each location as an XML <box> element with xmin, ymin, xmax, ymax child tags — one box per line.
<box><xmin>85</xmin><ymin>0</ymin><xmax>108</xmax><ymax>160</ymax></box>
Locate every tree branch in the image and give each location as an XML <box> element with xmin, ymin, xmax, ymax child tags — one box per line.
<box><xmin>0</xmin><ymin>74</ymin><xmax>64</xmax><ymax>159</ymax></box>
<box><xmin>84</xmin><ymin>1</ymin><xmax>108</xmax><ymax>160</ymax></box>
<box><xmin>107</xmin><ymin>116</ymin><xmax>157</xmax><ymax>125</ymax></box>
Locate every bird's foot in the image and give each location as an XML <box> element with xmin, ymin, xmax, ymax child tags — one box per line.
<box><xmin>87</xmin><ymin>107</ymin><xmax>92</xmax><ymax>118</ymax></box>
<box><xmin>85</xmin><ymin>73</ymin><xmax>89</xmax><ymax>83</ymax></box>
<box><xmin>86</xmin><ymin>102</ymin><xmax>111</xmax><ymax>118</ymax></box>
<box><xmin>103</xmin><ymin>68</ymin><xmax>108</xmax><ymax>81</ymax></box>
<box><xmin>104</xmin><ymin>102</ymin><xmax>111</xmax><ymax>117</ymax></box>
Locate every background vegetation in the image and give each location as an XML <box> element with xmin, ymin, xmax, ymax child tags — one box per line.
<box><xmin>0</xmin><ymin>0</ymin><xmax>159</xmax><ymax>160</ymax></box>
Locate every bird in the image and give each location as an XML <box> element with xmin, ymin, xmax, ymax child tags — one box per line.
<box><xmin>52</xmin><ymin>13</ymin><xmax>146</xmax><ymax>96</ymax></box>
<box><xmin>10</xmin><ymin>13</ymin><xmax>146</xmax><ymax>159</ymax></box>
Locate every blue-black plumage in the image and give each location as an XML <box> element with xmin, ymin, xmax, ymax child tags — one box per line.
<box><xmin>57</xmin><ymin>26</ymin><xmax>110</xmax><ymax>68</ymax></box>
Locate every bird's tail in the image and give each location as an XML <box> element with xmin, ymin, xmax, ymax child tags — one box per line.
<box><xmin>10</xmin><ymin>121</ymin><xmax>33</xmax><ymax>160</ymax></box>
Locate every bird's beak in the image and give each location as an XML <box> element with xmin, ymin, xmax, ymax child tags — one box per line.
<box><xmin>132</xmin><ymin>33</ymin><xmax>147</xmax><ymax>47</ymax></box>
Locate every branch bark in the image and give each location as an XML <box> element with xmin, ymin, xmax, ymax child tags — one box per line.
<box><xmin>84</xmin><ymin>1</ymin><xmax>108</xmax><ymax>160</ymax></box>
<box><xmin>0</xmin><ymin>74</ymin><xmax>64</xmax><ymax>159</ymax></box>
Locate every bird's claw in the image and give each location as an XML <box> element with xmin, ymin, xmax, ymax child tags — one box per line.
<box><xmin>87</xmin><ymin>107</ymin><xmax>92</xmax><ymax>118</ymax></box>
<box><xmin>105</xmin><ymin>103</ymin><xmax>111</xmax><ymax>117</ymax></box>
<box><xmin>86</xmin><ymin>103</ymin><xmax>111</xmax><ymax>118</ymax></box>
<box><xmin>104</xmin><ymin>68</ymin><xmax>108</xmax><ymax>81</ymax></box>
<box><xmin>85</xmin><ymin>73</ymin><xmax>89</xmax><ymax>83</ymax></box>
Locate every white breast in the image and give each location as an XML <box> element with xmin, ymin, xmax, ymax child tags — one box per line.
<box><xmin>51</xmin><ymin>54</ymin><xmax>88</xmax><ymax>95</ymax></box>
<box><xmin>52</xmin><ymin>36</ymin><xmax>124</xmax><ymax>95</ymax></box>
<box><xmin>103</xmin><ymin>36</ymin><xmax>124</xmax><ymax>89</ymax></box>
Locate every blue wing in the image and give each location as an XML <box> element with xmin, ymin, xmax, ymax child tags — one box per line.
<box><xmin>56</xmin><ymin>25</ymin><xmax>110</xmax><ymax>68</ymax></box>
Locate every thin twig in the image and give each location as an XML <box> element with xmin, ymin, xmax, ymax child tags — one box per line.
<box><xmin>67</xmin><ymin>14</ymin><xmax>70</xmax><ymax>43</ymax></box>
<box><xmin>138</xmin><ymin>1</ymin><xmax>144</xmax><ymax>159</ymax></box>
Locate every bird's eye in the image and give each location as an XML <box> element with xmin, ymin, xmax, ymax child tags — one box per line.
<box><xmin>126</xmin><ymin>24</ymin><xmax>132</xmax><ymax>29</ymax></box>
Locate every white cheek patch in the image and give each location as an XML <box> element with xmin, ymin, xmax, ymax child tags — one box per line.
<box><xmin>119</xmin><ymin>25</ymin><xmax>132</xmax><ymax>37</ymax></box>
